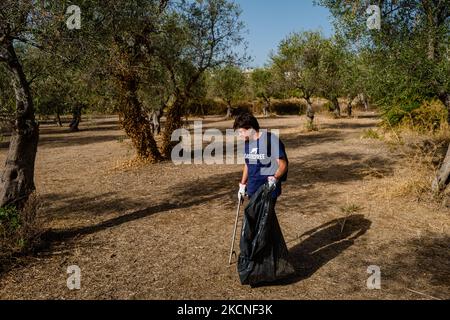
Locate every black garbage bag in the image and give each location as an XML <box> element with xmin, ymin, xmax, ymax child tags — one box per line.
<box><xmin>237</xmin><ymin>183</ymin><xmax>295</xmax><ymax>286</ymax></box>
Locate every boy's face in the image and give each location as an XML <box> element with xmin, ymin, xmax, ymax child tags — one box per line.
<box><xmin>237</xmin><ymin>128</ymin><xmax>257</xmax><ymax>141</ymax></box>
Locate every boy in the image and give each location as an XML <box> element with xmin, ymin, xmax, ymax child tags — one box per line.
<box><xmin>233</xmin><ymin>112</ymin><xmax>293</xmax><ymax>286</ymax></box>
<box><xmin>233</xmin><ymin>112</ymin><xmax>288</xmax><ymax>202</ymax></box>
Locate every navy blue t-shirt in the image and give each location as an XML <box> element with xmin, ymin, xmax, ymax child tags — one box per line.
<box><xmin>244</xmin><ymin>132</ymin><xmax>287</xmax><ymax>199</ymax></box>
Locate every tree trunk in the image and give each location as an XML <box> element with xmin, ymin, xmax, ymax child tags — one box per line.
<box><xmin>226</xmin><ymin>102</ymin><xmax>232</xmax><ymax>119</ymax></box>
<box><xmin>332</xmin><ymin>97</ymin><xmax>341</xmax><ymax>118</ymax></box>
<box><xmin>117</xmin><ymin>76</ymin><xmax>162</xmax><ymax>162</ymax></box>
<box><xmin>162</xmin><ymin>98</ymin><xmax>184</xmax><ymax>159</ymax></box>
<box><xmin>363</xmin><ymin>94</ymin><xmax>369</xmax><ymax>111</ymax></box>
<box><xmin>0</xmin><ymin>43</ymin><xmax>39</xmax><ymax>209</ymax></box>
<box><xmin>425</xmin><ymin>3</ymin><xmax>438</xmax><ymax>61</ymax></box>
<box><xmin>347</xmin><ymin>95</ymin><xmax>354</xmax><ymax>118</ymax></box>
<box><xmin>150</xmin><ymin>105</ymin><xmax>164</xmax><ymax>135</ymax></box>
<box><xmin>357</xmin><ymin>93</ymin><xmax>369</xmax><ymax>111</ymax></box>
<box><xmin>261</xmin><ymin>96</ymin><xmax>271</xmax><ymax>118</ymax></box>
<box><xmin>433</xmin><ymin>92</ymin><xmax>450</xmax><ymax>195</ymax></box>
<box><xmin>55</xmin><ymin>107</ymin><xmax>62</xmax><ymax>127</ymax></box>
<box><xmin>69</xmin><ymin>104</ymin><xmax>82</xmax><ymax>132</ymax></box>
<box><xmin>262</xmin><ymin>103</ymin><xmax>269</xmax><ymax>118</ymax></box>
<box><xmin>423</xmin><ymin>3</ymin><xmax>450</xmax><ymax>195</ymax></box>
<box><xmin>432</xmin><ymin>145</ymin><xmax>450</xmax><ymax>195</ymax></box>
<box><xmin>439</xmin><ymin>92</ymin><xmax>450</xmax><ymax>125</ymax></box>
<box><xmin>305</xmin><ymin>96</ymin><xmax>315</xmax><ymax>126</ymax></box>
<box><xmin>200</xmin><ymin>103</ymin><xmax>205</xmax><ymax>117</ymax></box>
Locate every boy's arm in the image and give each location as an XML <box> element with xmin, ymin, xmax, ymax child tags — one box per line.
<box><xmin>241</xmin><ymin>164</ymin><xmax>248</xmax><ymax>185</ymax></box>
<box><xmin>273</xmin><ymin>158</ymin><xmax>288</xmax><ymax>181</ymax></box>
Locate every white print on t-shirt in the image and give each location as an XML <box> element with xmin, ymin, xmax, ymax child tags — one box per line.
<box><xmin>244</xmin><ymin>148</ymin><xmax>267</xmax><ymax>160</ymax></box>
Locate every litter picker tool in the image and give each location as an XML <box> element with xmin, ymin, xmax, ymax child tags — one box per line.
<box><xmin>228</xmin><ymin>197</ymin><xmax>243</xmax><ymax>265</ymax></box>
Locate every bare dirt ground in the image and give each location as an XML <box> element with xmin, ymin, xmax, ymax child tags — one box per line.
<box><xmin>0</xmin><ymin>112</ymin><xmax>448</xmax><ymax>300</ymax></box>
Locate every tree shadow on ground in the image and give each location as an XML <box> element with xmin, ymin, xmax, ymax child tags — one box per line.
<box><xmin>320</xmin><ymin>122</ymin><xmax>379</xmax><ymax>131</ymax></box>
<box><xmin>39</xmin><ymin>134</ymin><xmax>123</xmax><ymax>148</ymax></box>
<box><xmin>383</xmin><ymin>235</ymin><xmax>450</xmax><ymax>298</ymax></box>
<box><xmin>0</xmin><ymin>169</ymin><xmax>240</xmax><ymax>275</ymax></box>
<box><xmin>355</xmin><ymin>113</ymin><xmax>379</xmax><ymax>120</ymax></box>
<box><xmin>267</xmin><ymin>214</ymin><xmax>371</xmax><ymax>286</ymax></box>
<box><xmin>38</xmin><ymin>123</ymin><xmax>120</xmax><ymax>135</ymax></box>
<box><xmin>285</xmin><ymin>151</ymin><xmax>395</xmax><ymax>187</ymax></box>
<box><xmin>0</xmin><ymin>134</ymin><xmax>124</xmax><ymax>150</ymax></box>
<box><xmin>39</xmin><ymin>169</ymin><xmax>241</xmax><ymax>244</ymax></box>
<box><xmin>281</xmin><ymin>130</ymin><xmax>346</xmax><ymax>150</ymax></box>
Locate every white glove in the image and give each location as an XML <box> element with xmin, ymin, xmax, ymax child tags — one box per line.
<box><xmin>268</xmin><ymin>176</ymin><xmax>278</xmax><ymax>190</ymax></box>
<box><xmin>238</xmin><ymin>183</ymin><xmax>247</xmax><ymax>201</ymax></box>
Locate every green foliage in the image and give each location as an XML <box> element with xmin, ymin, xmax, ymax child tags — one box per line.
<box><xmin>251</xmin><ymin>68</ymin><xmax>282</xmax><ymax>102</ymax></box>
<box><xmin>213</xmin><ymin>65</ymin><xmax>247</xmax><ymax>107</ymax></box>
<box><xmin>0</xmin><ymin>205</ymin><xmax>21</xmax><ymax>233</ymax></box>
<box><xmin>0</xmin><ymin>194</ymin><xmax>41</xmax><ymax>267</ymax></box>
<box><xmin>271</xmin><ymin>31</ymin><xmax>325</xmax><ymax>100</ymax></box>
<box><xmin>340</xmin><ymin>203</ymin><xmax>363</xmax><ymax>215</ymax></box>
<box><xmin>316</xmin><ymin>0</ymin><xmax>450</xmax><ymax>126</ymax></box>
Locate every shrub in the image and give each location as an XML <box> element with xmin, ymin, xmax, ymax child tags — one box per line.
<box><xmin>400</xmin><ymin>100</ymin><xmax>447</xmax><ymax>132</ymax></box>
<box><xmin>383</xmin><ymin>99</ymin><xmax>447</xmax><ymax>132</ymax></box>
<box><xmin>382</xmin><ymin>101</ymin><xmax>421</xmax><ymax>127</ymax></box>
<box><xmin>185</xmin><ymin>99</ymin><xmax>226</xmax><ymax>116</ymax></box>
<box><xmin>0</xmin><ymin>194</ymin><xmax>42</xmax><ymax>270</ymax></box>
<box><xmin>0</xmin><ymin>205</ymin><xmax>21</xmax><ymax>234</ymax></box>
<box><xmin>271</xmin><ymin>99</ymin><xmax>306</xmax><ymax>115</ymax></box>
<box><xmin>232</xmin><ymin>101</ymin><xmax>253</xmax><ymax>116</ymax></box>
<box><xmin>323</xmin><ymin>101</ymin><xmax>334</xmax><ymax>113</ymax></box>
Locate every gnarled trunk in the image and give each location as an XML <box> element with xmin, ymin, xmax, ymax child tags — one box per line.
<box><xmin>358</xmin><ymin>93</ymin><xmax>369</xmax><ymax>111</ymax></box>
<box><xmin>332</xmin><ymin>97</ymin><xmax>341</xmax><ymax>118</ymax></box>
<box><xmin>432</xmin><ymin>145</ymin><xmax>450</xmax><ymax>195</ymax></box>
<box><xmin>262</xmin><ymin>104</ymin><xmax>269</xmax><ymax>118</ymax></box>
<box><xmin>432</xmin><ymin>93</ymin><xmax>450</xmax><ymax>196</ymax></box>
<box><xmin>262</xmin><ymin>97</ymin><xmax>270</xmax><ymax>118</ymax></box>
<box><xmin>305</xmin><ymin>96</ymin><xmax>315</xmax><ymax>126</ymax></box>
<box><xmin>149</xmin><ymin>105</ymin><xmax>164</xmax><ymax>135</ymax></box>
<box><xmin>347</xmin><ymin>95</ymin><xmax>355</xmax><ymax>118</ymax></box>
<box><xmin>117</xmin><ymin>76</ymin><xmax>161</xmax><ymax>162</ymax></box>
<box><xmin>69</xmin><ymin>103</ymin><xmax>83</xmax><ymax>132</ymax></box>
<box><xmin>439</xmin><ymin>92</ymin><xmax>450</xmax><ymax>125</ymax></box>
<box><xmin>0</xmin><ymin>43</ymin><xmax>39</xmax><ymax>209</ymax></box>
<box><xmin>226</xmin><ymin>102</ymin><xmax>232</xmax><ymax>119</ymax></box>
<box><xmin>55</xmin><ymin>107</ymin><xmax>62</xmax><ymax>127</ymax></box>
<box><xmin>162</xmin><ymin>98</ymin><xmax>184</xmax><ymax>159</ymax></box>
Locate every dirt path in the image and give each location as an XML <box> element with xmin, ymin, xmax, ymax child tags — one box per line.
<box><xmin>0</xmin><ymin>112</ymin><xmax>448</xmax><ymax>300</ymax></box>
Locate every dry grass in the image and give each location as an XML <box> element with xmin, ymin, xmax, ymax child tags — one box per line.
<box><xmin>0</xmin><ymin>113</ymin><xmax>448</xmax><ymax>300</ymax></box>
<box><xmin>368</xmin><ymin>123</ymin><xmax>450</xmax><ymax>204</ymax></box>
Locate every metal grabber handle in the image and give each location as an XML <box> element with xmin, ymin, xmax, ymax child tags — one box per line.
<box><xmin>228</xmin><ymin>197</ymin><xmax>243</xmax><ymax>265</ymax></box>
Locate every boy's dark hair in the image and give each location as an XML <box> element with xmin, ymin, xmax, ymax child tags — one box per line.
<box><xmin>233</xmin><ymin>112</ymin><xmax>260</xmax><ymax>131</ymax></box>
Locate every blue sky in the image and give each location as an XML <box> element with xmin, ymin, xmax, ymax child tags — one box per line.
<box><xmin>234</xmin><ymin>0</ymin><xmax>334</xmax><ymax>68</ymax></box>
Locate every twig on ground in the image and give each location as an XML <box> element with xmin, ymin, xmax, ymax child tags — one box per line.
<box><xmin>406</xmin><ymin>288</ymin><xmax>442</xmax><ymax>300</ymax></box>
